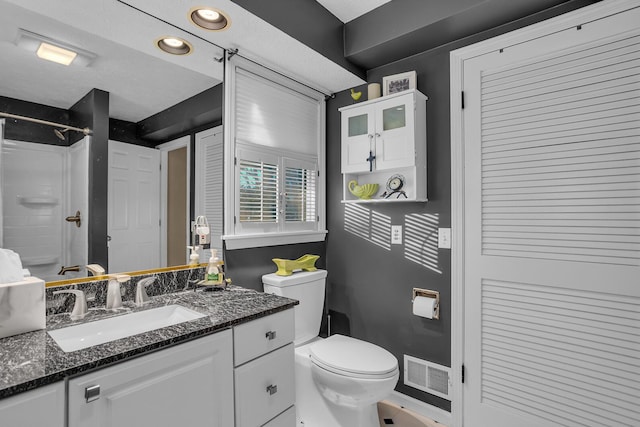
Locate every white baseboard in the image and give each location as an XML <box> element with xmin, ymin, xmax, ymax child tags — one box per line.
<box><xmin>387</xmin><ymin>391</ymin><xmax>452</xmax><ymax>426</ymax></box>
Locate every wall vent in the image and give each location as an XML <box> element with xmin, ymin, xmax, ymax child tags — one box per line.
<box><xmin>404</xmin><ymin>355</ymin><xmax>451</xmax><ymax>401</ymax></box>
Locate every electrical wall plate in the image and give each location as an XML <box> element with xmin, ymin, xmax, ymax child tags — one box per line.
<box><xmin>438</xmin><ymin>228</ymin><xmax>451</xmax><ymax>249</ymax></box>
<box><xmin>391</xmin><ymin>225</ymin><xmax>403</xmax><ymax>244</ymax></box>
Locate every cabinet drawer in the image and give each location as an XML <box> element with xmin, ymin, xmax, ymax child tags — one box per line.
<box><xmin>263</xmin><ymin>405</ymin><xmax>296</xmax><ymax>427</ymax></box>
<box><xmin>234</xmin><ymin>343</ymin><xmax>295</xmax><ymax>427</ymax></box>
<box><xmin>234</xmin><ymin>309</ymin><xmax>294</xmax><ymax>366</ymax></box>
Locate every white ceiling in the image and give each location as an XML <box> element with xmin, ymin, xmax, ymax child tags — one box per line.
<box><xmin>315</xmin><ymin>0</ymin><xmax>392</xmax><ymax>23</ymax></box>
<box><xmin>0</xmin><ymin>0</ymin><xmax>366</xmax><ymax>124</ymax></box>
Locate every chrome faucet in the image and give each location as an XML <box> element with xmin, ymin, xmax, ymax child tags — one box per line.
<box><xmin>53</xmin><ymin>289</ymin><xmax>87</xmax><ymax>320</ymax></box>
<box><xmin>135</xmin><ymin>277</ymin><xmax>156</xmax><ymax>306</ymax></box>
<box><xmin>106</xmin><ymin>274</ymin><xmax>129</xmax><ymax>310</ymax></box>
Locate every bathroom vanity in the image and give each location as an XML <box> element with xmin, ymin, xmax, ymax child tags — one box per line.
<box><xmin>0</xmin><ymin>285</ymin><xmax>297</xmax><ymax>427</ymax></box>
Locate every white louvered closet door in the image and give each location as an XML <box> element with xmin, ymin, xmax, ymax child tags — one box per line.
<box><xmin>195</xmin><ymin>127</ymin><xmax>224</xmax><ymax>253</ymax></box>
<box><xmin>462</xmin><ymin>6</ymin><xmax>640</xmax><ymax>427</ymax></box>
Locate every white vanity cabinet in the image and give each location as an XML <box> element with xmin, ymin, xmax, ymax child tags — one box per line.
<box><xmin>0</xmin><ymin>382</ymin><xmax>64</xmax><ymax>427</ymax></box>
<box><xmin>233</xmin><ymin>309</ymin><xmax>295</xmax><ymax>427</ymax></box>
<box><xmin>340</xmin><ymin>89</ymin><xmax>428</xmax><ymax>202</ymax></box>
<box><xmin>67</xmin><ymin>330</ymin><xmax>234</xmax><ymax>427</ymax></box>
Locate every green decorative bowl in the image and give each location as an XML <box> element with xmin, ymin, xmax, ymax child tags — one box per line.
<box><xmin>348</xmin><ymin>180</ymin><xmax>379</xmax><ymax>199</ymax></box>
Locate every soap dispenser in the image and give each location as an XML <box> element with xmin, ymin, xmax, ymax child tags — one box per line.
<box><xmin>206</xmin><ymin>249</ymin><xmax>223</xmax><ymax>285</ymax></box>
<box><xmin>187</xmin><ymin>246</ymin><xmax>200</xmax><ymax>266</ymax></box>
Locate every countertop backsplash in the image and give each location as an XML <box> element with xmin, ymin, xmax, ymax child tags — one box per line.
<box><xmin>45</xmin><ymin>266</ymin><xmax>206</xmax><ymax>314</ymax></box>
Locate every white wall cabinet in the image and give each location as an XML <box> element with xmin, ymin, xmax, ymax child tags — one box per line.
<box><xmin>67</xmin><ymin>330</ymin><xmax>234</xmax><ymax>427</ymax></box>
<box><xmin>339</xmin><ymin>89</ymin><xmax>427</xmax><ymax>202</ymax></box>
<box><xmin>233</xmin><ymin>308</ymin><xmax>295</xmax><ymax>427</ymax></box>
<box><xmin>0</xmin><ymin>382</ymin><xmax>64</xmax><ymax>427</ymax></box>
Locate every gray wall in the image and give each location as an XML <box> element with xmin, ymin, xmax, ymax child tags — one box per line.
<box><xmin>326</xmin><ymin>73</ymin><xmax>451</xmax><ymax>409</ymax></box>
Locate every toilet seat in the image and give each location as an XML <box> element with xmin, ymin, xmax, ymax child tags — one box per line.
<box><xmin>309</xmin><ymin>334</ymin><xmax>398</xmax><ymax>379</ymax></box>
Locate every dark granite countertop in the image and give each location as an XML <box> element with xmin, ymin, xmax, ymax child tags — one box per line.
<box><xmin>0</xmin><ymin>286</ymin><xmax>297</xmax><ymax>399</ymax></box>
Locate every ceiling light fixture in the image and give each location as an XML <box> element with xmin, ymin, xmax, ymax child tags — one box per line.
<box><xmin>189</xmin><ymin>7</ymin><xmax>230</xmax><ymax>31</ymax></box>
<box><xmin>15</xmin><ymin>29</ymin><xmax>96</xmax><ymax>67</ymax></box>
<box><xmin>156</xmin><ymin>36</ymin><xmax>192</xmax><ymax>55</ymax></box>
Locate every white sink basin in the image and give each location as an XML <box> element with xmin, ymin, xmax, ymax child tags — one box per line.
<box><xmin>48</xmin><ymin>305</ymin><xmax>207</xmax><ymax>352</ymax></box>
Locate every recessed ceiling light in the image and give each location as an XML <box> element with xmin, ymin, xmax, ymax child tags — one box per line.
<box><xmin>189</xmin><ymin>7</ymin><xmax>230</xmax><ymax>31</ymax></box>
<box><xmin>156</xmin><ymin>36</ymin><xmax>192</xmax><ymax>55</ymax></box>
<box><xmin>15</xmin><ymin>29</ymin><xmax>96</xmax><ymax>67</ymax></box>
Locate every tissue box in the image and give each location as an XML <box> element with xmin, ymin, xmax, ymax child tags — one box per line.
<box><xmin>0</xmin><ymin>276</ymin><xmax>46</xmax><ymax>339</ymax></box>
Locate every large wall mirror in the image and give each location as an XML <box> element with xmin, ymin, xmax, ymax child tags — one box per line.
<box><xmin>0</xmin><ymin>0</ymin><xmax>224</xmax><ymax>282</ymax></box>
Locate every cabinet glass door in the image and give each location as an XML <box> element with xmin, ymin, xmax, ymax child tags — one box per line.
<box><xmin>341</xmin><ymin>107</ymin><xmax>374</xmax><ymax>173</ymax></box>
<box><xmin>382</xmin><ymin>105</ymin><xmax>406</xmax><ymax>131</ymax></box>
<box><xmin>375</xmin><ymin>93</ymin><xmax>414</xmax><ymax>170</ymax></box>
<box><xmin>348</xmin><ymin>114</ymin><xmax>368</xmax><ymax>137</ymax></box>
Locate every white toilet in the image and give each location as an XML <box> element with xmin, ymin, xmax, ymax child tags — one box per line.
<box><xmin>263</xmin><ymin>269</ymin><xmax>399</xmax><ymax>427</ymax></box>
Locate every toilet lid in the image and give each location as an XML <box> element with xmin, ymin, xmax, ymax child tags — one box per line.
<box><xmin>309</xmin><ymin>335</ymin><xmax>398</xmax><ymax>378</ymax></box>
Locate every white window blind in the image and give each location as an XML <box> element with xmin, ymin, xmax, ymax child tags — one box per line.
<box><xmin>225</xmin><ymin>56</ymin><xmax>326</xmax><ymax>248</ymax></box>
<box><xmin>235</xmin><ymin>68</ymin><xmax>320</xmax><ymax>155</ymax></box>
<box><xmin>284</xmin><ymin>157</ymin><xmax>317</xmax><ymax>229</ymax></box>
<box><xmin>236</xmin><ymin>147</ymin><xmax>280</xmax><ymax>234</ymax></box>
<box><xmin>236</xmin><ymin>145</ymin><xmax>317</xmax><ymax>234</ymax></box>
<box><xmin>239</xmin><ymin>159</ymin><xmax>279</xmax><ymax>223</ymax></box>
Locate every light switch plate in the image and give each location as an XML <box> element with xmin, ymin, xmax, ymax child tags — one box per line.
<box><xmin>438</xmin><ymin>228</ymin><xmax>451</xmax><ymax>249</ymax></box>
<box><xmin>391</xmin><ymin>225</ymin><xmax>403</xmax><ymax>244</ymax></box>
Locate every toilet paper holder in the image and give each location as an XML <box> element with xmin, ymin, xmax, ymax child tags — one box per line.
<box><xmin>412</xmin><ymin>288</ymin><xmax>440</xmax><ymax>320</ymax></box>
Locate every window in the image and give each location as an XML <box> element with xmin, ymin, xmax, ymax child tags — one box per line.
<box><xmin>224</xmin><ymin>56</ymin><xmax>326</xmax><ymax>249</ymax></box>
<box><xmin>235</xmin><ymin>144</ymin><xmax>317</xmax><ymax>235</ymax></box>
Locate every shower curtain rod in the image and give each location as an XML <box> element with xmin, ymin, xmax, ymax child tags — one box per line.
<box><xmin>0</xmin><ymin>112</ymin><xmax>92</xmax><ymax>135</ymax></box>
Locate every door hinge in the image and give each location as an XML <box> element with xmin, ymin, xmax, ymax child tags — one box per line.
<box><xmin>234</xmin><ymin>157</ymin><xmax>237</xmax><ymax>166</ymax></box>
<box><xmin>462</xmin><ymin>364</ymin><xmax>465</xmax><ymax>383</ymax></box>
<box><xmin>234</xmin><ymin>216</ymin><xmax>237</xmax><ymax>225</ymax></box>
<box><xmin>461</xmin><ymin>91</ymin><xmax>465</xmax><ymax>109</ymax></box>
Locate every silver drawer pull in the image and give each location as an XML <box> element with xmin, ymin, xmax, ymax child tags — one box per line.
<box><xmin>265</xmin><ymin>330</ymin><xmax>277</xmax><ymax>340</ymax></box>
<box><xmin>266</xmin><ymin>384</ymin><xmax>278</xmax><ymax>395</ymax></box>
<box><xmin>85</xmin><ymin>384</ymin><xmax>100</xmax><ymax>403</ymax></box>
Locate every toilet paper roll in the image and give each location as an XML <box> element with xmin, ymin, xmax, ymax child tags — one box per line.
<box><xmin>412</xmin><ymin>296</ymin><xmax>436</xmax><ymax>319</ymax></box>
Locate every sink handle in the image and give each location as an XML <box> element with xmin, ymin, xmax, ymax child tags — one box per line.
<box><xmin>53</xmin><ymin>289</ymin><xmax>87</xmax><ymax>320</ymax></box>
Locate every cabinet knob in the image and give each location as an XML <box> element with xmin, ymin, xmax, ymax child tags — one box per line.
<box><xmin>266</xmin><ymin>384</ymin><xmax>278</xmax><ymax>395</ymax></box>
<box><xmin>368</xmin><ymin>134</ymin><xmax>373</xmax><ymax>139</ymax></box>
<box><xmin>375</xmin><ymin>133</ymin><xmax>381</xmax><ymax>138</ymax></box>
<box><xmin>85</xmin><ymin>384</ymin><xmax>100</xmax><ymax>403</ymax></box>
<box><xmin>265</xmin><ymin>330</ymin><xmax>277</xmax><ymax>340</ymax></box>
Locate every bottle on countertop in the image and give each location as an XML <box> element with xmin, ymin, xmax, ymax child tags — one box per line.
<box><xmin>206</xmin><ymin>249</ymin><xmax>224</xmax><ymax>284</ymax></box>
<box><xmin>188</xmin><ymin>246</ymin><xmax>200</xmax><ymax>266</ymax></box>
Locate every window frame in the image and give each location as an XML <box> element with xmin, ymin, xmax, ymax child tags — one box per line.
<box><xmin>223</xmin><ymin>56</ymin><xmax>327</xmax><ymax>249</ymax></box>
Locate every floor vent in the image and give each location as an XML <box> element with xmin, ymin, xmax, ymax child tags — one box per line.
<box><xmin>403</xmin><ymin>355</ymin><xmax>451</xmax><ymax>401</ymax></box>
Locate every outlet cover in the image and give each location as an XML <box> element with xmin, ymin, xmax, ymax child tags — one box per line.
<box><xmin>391</xmin><ymin>225</ymin><xmax>402</xmax><ymax>244</ymax></box>
<box><xmin>438</xmin><ymin>228</ymin><xmax>451</xmax><ymax>249</ymax></box>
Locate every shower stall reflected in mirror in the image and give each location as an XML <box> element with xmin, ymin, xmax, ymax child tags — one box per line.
<box><xmin>1</xmin><ymin>118</ymin><xmax>89</xmax><ymax>282</ymax></box>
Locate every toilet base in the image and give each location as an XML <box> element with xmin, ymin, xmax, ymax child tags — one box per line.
<box><xmin>294</xmin><ymin>340</ymin><xmax>389</xmax><ymax>427</ymax></box>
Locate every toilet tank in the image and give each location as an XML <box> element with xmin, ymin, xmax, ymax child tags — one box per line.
<box><xmin>262</xmin><ymin>269</ymin><xmax>327</xmax><ymax>346</ymax></box>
